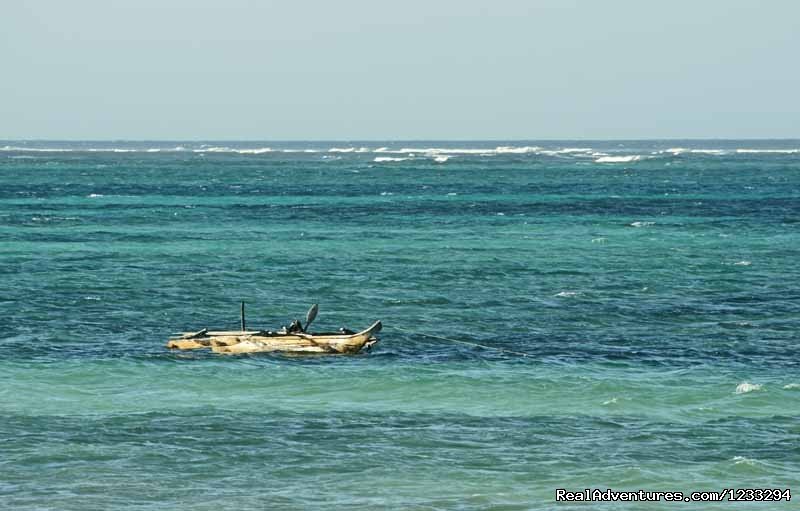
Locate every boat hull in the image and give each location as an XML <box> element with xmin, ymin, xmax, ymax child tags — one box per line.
<box><xmin>166</xmin><ymin>321</ymin><xmax>382</xmax><ymax>355</ymax></box>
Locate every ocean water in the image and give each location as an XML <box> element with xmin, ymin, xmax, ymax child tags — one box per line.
<box><xmin>1</xmin><ymin>140</ymin><xmax>798</xmax><ymax>510</ymax></box>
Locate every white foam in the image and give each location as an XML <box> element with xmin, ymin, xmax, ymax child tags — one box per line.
<box><xmin>190</xmin><ymin>146</ymin><xmax>273</xmax><ymax>154</ymax></box>
<box><xmin>629</xmin><ymin>221</ymin><xmax>655</xmax><ymax>227</ymax></box>
<box><xmin>433</xmin><ymin>155</ymin><xmax>450</xmax><ymax>163</ymax></box>
<box><xmin>329</xmin><ymin>147</ymin><xmax>357</xmax><ymax>153</ymax></box>
<box><xmin>556</xmin><ymin>147</ymin><xmax>593</xmax><ymax>153</ymax></box>
<box><xmin>660</xmin><ymin>148</ymin><xmax>726</xmax><ymax>155</ymax></box>
<box><xmin>733</xmin><ymin>260</ymin><xmax>752</xmax><ymax>266</ymax></box>
<box><xmin>595</xmin><ymin>155</ymin><xmax>641</xmax><ymax>163</ymax></box>
<box><xmin>494</xmin><ymin>146</ymin><xmax>541</xmax><ymax>154</ymax></box>
<box><xmin>376</xmin><ymin>146</ymin><xmax>542</xmax><ymax>156</ymax></box>
<box><xmin>237</xmin><ymin>148</ymin><xmax>272</xmax><ymax>154</ymax></box>
<box><xmin>194</xmin><ymin>146</ymin><xmax>230</xmax><ymax>153</ymax></box>
<box><xmin>539</xmin><ymin>147</ymin><xmax>594</xmax><ymax>156</ymax></box>
<box><xmin>555</xmin><ymin>291</ymin><xmax>579</xmax><ymax>297</ymax></box>
<box><xmin>1</xmin><ymin>146</ymin><xmax>74</xmax><ymax>152</ymax></box>
<box><xmin>736</xmin><ymin>149</ymin><xmax>800</xmax><ymax>154</ymax></box>
<box><xmin>783</xmin><ymin>383</ymin><xmax>800</xmax><ymax>390</ymax></box>
<box><xmin>87</xmin><ymin>193</ymin><xmax>104</xmax><ymax>198</ymax></box>
<box><xmin>373</xmin><ymin>157</ymin><xmax>409</xmax><ymax>163</ymax></box>
<box><xmin>734</xmin><ymin>382</ymin><xmax>762</xmax><ymax>394</ymax></box>
<box><xmin>692</xmin><ymin>149</ymin><xmax>725</xmax><ymax>154</ymax></box>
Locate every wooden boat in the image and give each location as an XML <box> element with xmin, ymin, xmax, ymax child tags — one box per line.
<box><xmin>166</xmin><ymin>304</ymin><xmax>381</xmax><ymax>355</ymax></box>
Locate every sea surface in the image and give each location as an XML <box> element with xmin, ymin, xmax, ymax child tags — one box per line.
<box><xmin>1</xmin><ymin>140</ymin><xmax>798</xmax><ymax>510</ymax></box>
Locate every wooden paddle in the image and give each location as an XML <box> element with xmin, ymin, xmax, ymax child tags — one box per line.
<box><xmin>303</xmin><ymin>303</ymin><xmax>319</xmax><ymax>332</ymax></box>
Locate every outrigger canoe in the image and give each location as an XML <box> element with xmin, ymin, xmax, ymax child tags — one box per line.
<box><xmin>166</xmin><ymin>303</ymin><xmax>382</xmax><ymax>355</ymax></box>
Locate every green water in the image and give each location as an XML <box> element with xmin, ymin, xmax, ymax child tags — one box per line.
<box><xmin>1</xmin><ymin>141</ymin><xmax>799</xmax><ymax>509</ymax></box>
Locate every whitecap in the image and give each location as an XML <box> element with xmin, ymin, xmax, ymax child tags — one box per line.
<box><xmin>193</xmin><ymin>146</ymin><xmax>231</xmax><ymax>153</ymax></box>
<box><xmin>329</xmin><ymin>147</ymin><xmax>356</xmax><ymax>153</ymax></box>
<box><xmin>783</xmin><ymin>383</ymin><xmax>800</xmax><ymax>390</ymax></box>
<box><xmin>733</xmin><ymin>261</ymin><xmax>752</xmax><ymax>266</ymax></box>
<box><xmin>660</xmin><ymin>148</ymin><xmax>726</xmax><ymax>155</ymax></box>
<box><xmin>595</xmin><ymin>155</ymin><xmax>641</xmax><ymax>163</ymax></box>
<box><xmin>602</xmin><ymin>397</ymin><xmax>618</xmax><ymax>405</ymax></box>
<box><xmin>539</xmin><ymin>147</ymin><xmax>593</xmax><ymax>156</ymax></box>
<box><xmin>555</xmin><ymin>291</ymin><xmax>579</xmax><ymax>297</ymax></box>
<box><xmin>373</xmin><ymin>157</ymin><xmax>409</xmax><ymax>163</ymax></box>
<box><xmin>433</xmin><ymin>155</ymin><xmax>450</xmax><ymax>163</ymax></box>
<box><xmin>736</xmin><ymin>149</ymin><xmax>800</xmax><ymax>154</ymax></box>
<box><xmin>629</xmin><ymin>221</ymin><xmax>655</xmax><ymax>227</ymax></box>
<box><xmin>494</xmin><ymin>146</ymin><xmax>541</xmax><ymax>154</ymax></box>
<box><xmin>735</xmin><ymin>382</ymin><xmax>762</xmax><ymax>394</ymax></box>
<box><xmin>237</xmin><ymin>148</ymin><xmax>272</xmax><ymax>154</ymax></box>
<box><xmin>555</xmin><ymin>147</ymin><xmax>592</xmax><ymax>154</ymax></box>
<box><xmin>1</xmin><ymin>146</ymin><xmax>74</xmax><ymax>152</ymax></box>
<box><xmin>87</xmin><ymin>193</ymin><xmax>104</xmax><ymax>198</ymax></box>
<box><xmin>692</xmin><ymin>149</ymin><xmax>726</xmax><ymax>154</ymax></box>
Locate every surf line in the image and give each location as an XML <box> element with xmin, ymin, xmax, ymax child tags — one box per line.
<box><xmin>393</xmin><ymin>326</ymin><xmax>533</xmax><ymax>358</ymax></box>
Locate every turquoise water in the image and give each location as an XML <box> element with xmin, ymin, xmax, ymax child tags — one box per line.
<box><xmin>1</xmin><ymin>141</ymin><xmax>799</xmax><ymax>510</ymax></box>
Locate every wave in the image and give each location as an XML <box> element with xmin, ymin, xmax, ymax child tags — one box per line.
<box><xmin>555</xmin><ymin>291</ymin><xmax>580</xmax><ymax>297</ymax></box>
<box><xmin>433</xmin><ymin>155</ymin><xmax>450</xmax><ymax>163</ymax></box>
<box><xmin>595</xmin><ymin>155</ymin><xmax>642</xmax><ymax>163</ymax></box>
<box><xmin>3</xmin><ymin>144</ymin><xmax>799</xmax><ymax>157</ymax></box>
<box><xmin>734</xmin><ymin>382</ymin><xmax>762</xmax><ymax>394</ymax></box>
<box><xmin>329</xmin><ymin>147</ymin><xmax>371</xmax><ymax>153</ymax></box>
<box><xmin>1</xmin><ymin>145</ymin><xmax>75</xmax><ymax>152</ymax></box>
<box><xmin>660</xmin><ymin>148</ymin><xmax>726</xmax><ymax>155</ymax></box>
<box><xmin>539</xmin><ymin>147</ymin><xmax>594</xmax><ymax>156</ymax></box>
<box><xmin>373</xmin><ymin>157</ymin><xmax>410</xmax><ymax>163</ymax></box>
<box><xmin>736</xmin><ymin>149</ymin><xmax>800</xmax><ymax>154</ymax></box>
<box><xmin>193</xmin><ymin>146</ymin><xmax>273</xmax><ymax>154</ymax></box>
<box><xmin>495</xmin><ymin>146</ymin><xmax>541</xmax><ymax>154</ymax></box>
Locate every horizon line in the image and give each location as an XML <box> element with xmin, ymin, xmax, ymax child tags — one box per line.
<box><xmin>3</xmin><ymin>137</ymin><xmax>800</xmax><ymax>143</ymax></box>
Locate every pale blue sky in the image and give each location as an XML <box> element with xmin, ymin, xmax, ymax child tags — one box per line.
<box><xmin>2</xmin><ymin>0</ymin><xmax>798</xmax><ymax>139</ymax></box>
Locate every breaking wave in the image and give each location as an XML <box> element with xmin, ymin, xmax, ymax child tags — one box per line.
<box><xmin>373</xmin><ymin>157</ymin><xmax>410</xmax><ymax>163</ymax></box>
<box><xmin>736</xmin><ymin>149</ymin><xmax>800</xmax><ymax>154</ymax></box>
<box><xmin>595</xmin><ymin>155</ymin><xmax>642</xmax><ymax>163</ymax></box>
<box><xmin>2</xmin><ymin>144</ymin><xmax>798</xmax><ymax>158</ymax></box>
<box><xmin>734</xmin><ymin>382</ymin><xmax>762</xmax><ymax>394</ymax></box>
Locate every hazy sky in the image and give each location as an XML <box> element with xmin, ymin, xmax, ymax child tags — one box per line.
<box><xmin>2</xmin><ymin>0</ymin><xmax>798</xmax><ymax>139</ymax></box>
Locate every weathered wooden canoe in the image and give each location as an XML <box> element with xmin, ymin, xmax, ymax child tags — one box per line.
<box><xmin>166</xmin><ymin>321</ymin><xmax>382</xmax><ymax>355</ymax></box>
